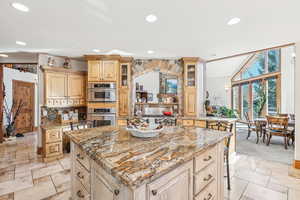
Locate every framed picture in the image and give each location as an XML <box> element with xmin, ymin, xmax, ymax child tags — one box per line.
<box><xmin>165</xmin><ymin>79</ymin><xmax>178</xmax><ymax>94</ymax></box>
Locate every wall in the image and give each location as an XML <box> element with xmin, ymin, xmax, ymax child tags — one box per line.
<box><xmin>134</xmin><ymin>71</ymin><xmax>160</xmax><ymax>102</ymax></box>
<box><xmin>3</xmin><ymin>67</ymin><xmax>38</xmax><ymax>127</ymax></box>
<box><xmin>294</xmin><ymin>42</ymin><xmax>300</xmax><ymax>163</ymax></box>
<box><xmin>281</xmin><ymin>46</ymin><xmax>295</xmax><ymax>114</ymax></box>
<box><xmin>206</xmin><ymin>76</ymin><xmax>231</xmax><ymax>107</ymax></box>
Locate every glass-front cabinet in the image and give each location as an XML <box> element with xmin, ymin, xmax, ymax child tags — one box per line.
<box><xmin>120</xmin><ymin>64</ymin><xmax>129</xmax><ymax>88</ymax></box>
<box><xmin>186</xmin><ymin>64</ymin><xmax>196</xmax><ymax>87</ymax></box>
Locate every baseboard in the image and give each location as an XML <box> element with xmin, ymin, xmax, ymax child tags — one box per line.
<box><xmin>293</xmin><ymin>160</ymin><xmax>300</xmax><ymax>169</ymax></box>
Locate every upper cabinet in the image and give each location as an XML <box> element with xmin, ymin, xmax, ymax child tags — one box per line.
<box><xmin>43</xmin><ymin>66</ymin><xmax>86</xmax><ymax>107</ymax></box>
<box><xmin>87</xmin><ymin>58</ymin><xmax>118</xmax><ymax>82</ymax></box>
<box><xmin>182</xmin><ymin>57</ymin><xmax>199</xmax><ymax>116</ymax></box>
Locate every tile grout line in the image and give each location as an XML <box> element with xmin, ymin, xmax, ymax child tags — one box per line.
<box><xmin>49</xmin><ymin>174</ymin><xmax>58</xmax><ymax>194</ymax></box>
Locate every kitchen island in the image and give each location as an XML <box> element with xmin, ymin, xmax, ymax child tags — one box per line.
<box><xmin>66</xmin><ymin>126</ymin><xmax>231</xmax><ymax>200</ymax></box>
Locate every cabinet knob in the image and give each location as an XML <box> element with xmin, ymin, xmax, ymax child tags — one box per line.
<box><xmin>152</xmin><ymin>190</ymin><xmax>158</xmax><ymax>196</ymax></box>
<box><xmin>77</xmin><ymin>190</ymin><xmax>85</xmax><ymax>198</ymax></box>
<box><xmin>204</xmin><ymin>193</ymin><xmax>212</xmax><ymax>200</ymax></box>
<box><xmin>114</xmin><ymin>189</ymin><xmax>120</xmax><ymax>196</ymax></box>
<box><xmin>77</xmin><ymin>153</ymin><xmax>84</xmax><ymax>160</ymax></box>
<box><xmin>203</xmin><ymin>155</ymin><xmax>212</xmax><ymax>162</ymax></box>
<box><xmin>203</xmin><ymin>174</ymin><xmax>213</xmax><ymax>182</ymax></box>
<box><xmin>77</xmin><ymin>172</ymin><xmax>84</xmax><ymax>179</ymax></box>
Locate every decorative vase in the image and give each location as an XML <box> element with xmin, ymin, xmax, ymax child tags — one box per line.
<box><xmin>5</xmin><ymin>124</ymin><xmax>15</xmax><ymax>138</ymax></box>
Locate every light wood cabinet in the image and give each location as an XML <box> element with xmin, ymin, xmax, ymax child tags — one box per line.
<box><xmin>42</xmin><ymin>128</ymin><xmax>63</xmax><ymax>162</ymax></box>
<box><xmin>87</xmin><ymin>60</ymin><xmax>118</xmax><ymax>82</ymax></box>
<box><xmin>43</xmin><ymin>66</ymin><xmax>86</xmax><ymax>107</ymax></box>
<box><xmin>182</xmin><ymin>58</ymin><xmax>199</xmax><ymax>117</ymax></box>
<box><xmin>147</xmin><ymin>161</ymin><xmax>193</xmax><ymax>200</ymax></box>
<box><xmin>119</xmin><ymin>89</ymin><xmax>129</xmax><ymax>116</ymax></box>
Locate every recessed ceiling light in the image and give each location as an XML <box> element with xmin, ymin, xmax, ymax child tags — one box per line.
<box><xmin>93</xmin><ymin>49</ymin><xmax>100</xmax><ymax>53</ymax></box>
<box><xmin>147</xmin><ymin>50</ymin><xmax>154</xmax><ymax>54</ymax></box>
<box><xmin>145</xmin><ymin>14</ymin><xmax>157</xmax><ymax>23</ymax></box>
<box><xmin>0</xmin><ymin>54</ymin><xmax>8</xmax><ymax>58</ymax></box>
<box><xmin>16</xmin><ymin>40</ymin><xmax>26</xmax><ymax>46</ymax></box>
<box><xmin>11</xmin><ymin>2</ymin><xmax>29</xmax><ymax>12</ymax></box>
<box><xmin>227</xmin><ymin>17</ymin><xmax>241</xmax><ymax>25</ymax></box>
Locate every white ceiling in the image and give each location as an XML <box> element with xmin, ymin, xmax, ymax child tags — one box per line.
<box><xmin>0</xmin><ymin>0</ymin><xmax>300</xmax><ymax>60</ymax></box>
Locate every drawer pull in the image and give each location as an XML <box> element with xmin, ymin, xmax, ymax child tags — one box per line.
<box><xmin>77</xmin><ymin>153</ymin><xmax>84</xmax><ymax>160</ymax></box>
<box><xmin>77</xmin><ymin>190</ymin><xmax>85</xmax><ymax>198</ymax></box>
<box><xmin>203</xmin><ymin>174</ymin><xmax>213</xmax><ymax>182</ymax></box>
<box><xmin>204</xmin><ymin>193</ymin><xmax>212</xmax><ymax>200</ymax></box>
<box><xmin>114</xmin><ymin>189</ymin><xmax>120</xmax><ymax>196</ymax></box>
<box><xmin>152</xmin><ymin>190</ymin><xmax>158</xmax><ymax>196</ymax></box>
<box><xmin>77</xmin><ymin>172</ymin><xmax>84</xmax><ymax>179</ymax></box>
<box><xmin>203</xmin><ymin>155</ymin><xmax>212</xmax><ymax>162</ymax></box>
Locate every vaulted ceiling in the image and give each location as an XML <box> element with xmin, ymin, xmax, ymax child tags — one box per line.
<box><xmin>0</xmin><ymin>0</ymin><xmax>299</xmax><ymax>60</ymax></box>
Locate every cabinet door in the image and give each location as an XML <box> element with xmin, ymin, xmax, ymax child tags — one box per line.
<box><xmin>92</xmin><ymin>172</ymin><xmax>119</xmax><ymax>200</ymax></box>
<box><xmin>46</xmin><ymin>73</ymin><xmax>68</xmax><ymax>98</ymax></box>
<box><xmin>120</xmin><ymin>63</ymin><xmax>130</xmax><ymax>88</ymax></box>
<box><xmin>184</xmin><ymin>88</ymin><xmax>196</xmax><ymax>116</ymax></box>
<box><xmin>184</xmin><ymin>63</ymin><xmax>196</xmax><ymax>88</ymax></box>
<box><xmin>147</xmin><ymin>166</ymin><xmax>192</xmax><ymax>200</ymax></box>
<box><xmin>68</xmin><ymin>74</ymin><xmax>86</xmax><ymax>99</ymax></box>
<box><xmin>102</xmin><ymin>60</ymin><xmax>117</xmax><ymax>81</ymax></box>
<box><xmin>88</xmin><ymin>60</ymin><xmax>101</xmax><ymax>81</ymax></box>
<box><xmin>119</xmin><ymin>89</ymin><xmax>129</xmax><ymax>116</ymax></box>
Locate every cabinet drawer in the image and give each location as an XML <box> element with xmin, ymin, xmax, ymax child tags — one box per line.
<box><xmin>194</xmin><ymin>163</ymin><xmax>217</xmax><ymax>195</ymax></box>
<box><xmin>45</xmin><ymin>142</ymin><xmax>62</xmax><ymax>158</ymax></box>
<box><xmin>194</xmin><ymin>146</ymin><xmax>217</xmax><ymax>173</ymax></box>
<box><xmin>75</xmin><ymin>146</ymin><xmax>90</xmax><ymax>171</ymax></box>
<box><xmin>46</xmin><ymin>129</ymin><xmax>62</xmax><ymax>143</ymax></box>
<box><xmin>183</xmin><ymin>119</ymin><xmax>194</xmax><ymax>126</ymax></box>
<box><xmin>195</xmin><ymin>180</ymin><xmax>217</xmax><ymax>200</ymax></box>
<box><xmin>75</xmin><ymin>162</ymin><xmax>90</xmax><ymax>193</ymax></box>
<box><xmin>73</xmin><ymin>178</ymin><xmax>90</xmax><ymax>200</ymax></box>
<box><xmin>195</xmin><ymin>120</ymin><xmax>207</xmax><ymax>128</ymax></box>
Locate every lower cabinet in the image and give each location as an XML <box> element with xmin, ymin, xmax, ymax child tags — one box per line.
<box><xmin>147</xmin><ymin>161</ymin><xmax>193</xmax><ymax>200</ymax></box>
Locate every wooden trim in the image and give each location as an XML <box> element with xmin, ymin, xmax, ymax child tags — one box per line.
<box><xmin>119</xmin><ymin>57</ymin><xmax>133</xmax><ymax>63</ymax></box>
<box><xmin>231</xmin><ymin>54</ymin><xmax>256</xmax><ymax>82</ymax></box>
<box><xmin>207</xmin><ymin>43</ymin><xmax>295</xmax><ymax>63</ymax></box>
<box><xmin>181</xmin><ymin>57</ymin><xmax>201</xmax><ymax>62</ymax></box>
<box><xmin>276</xmin><ymin>75</ymin><xmax>281</xmax><ymax>113</ymax></box>
<box><xmin>232</xmin><ymin>71</ymin><xmax>281</xmax><ymax>85</ymax></box>
<box><xmin>84</xmin><ymin>55</ymin><xmax>121</xmax><ymax>61</ymax></box>
<box><xmin>41</xmin><ymin>66</ymin><xmax>87</xmax><ymax>75</ymax></box>
<box><xmin>293</xmin><ymin>160</ymin><xmax>300</xmax><ymax>169</ymax></box>
<box><xmin>249</xmin><ymin>83</ymin><xmax>253</xmax><ymax>119</ymax></box>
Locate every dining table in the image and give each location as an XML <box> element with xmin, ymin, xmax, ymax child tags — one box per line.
<box><xmin>253</xmin><ymin>117</ymin><xmax>295</xmax><ymax>143</ymax></box>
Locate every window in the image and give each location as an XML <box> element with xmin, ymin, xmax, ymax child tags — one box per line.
<box><xmin>231</xmin><ymin>49</ymin><xmax>281</xmax><ymax>119</ymax></box>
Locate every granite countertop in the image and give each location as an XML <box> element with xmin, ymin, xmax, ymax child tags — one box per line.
<box><xmin>66</xmin><ymin>126</ymin><xmax>231</xmax><ymax>188</ymax></box>
<box><xmin>41</xmin><ymin>120</ymin><xmax>88</xmax><ymax>130</ymax></box>
<box><xmin>180</xmin><ymin>116</ymin><xmax>238</xmax><ymax>122</ymax></box>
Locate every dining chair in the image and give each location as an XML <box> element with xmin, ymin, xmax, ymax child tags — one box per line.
<box><xmin>265</xmin><ymin>115</ymin><xmax>290</xmax><ymax>149</ymax></box>
<box><xmin>207</xmin><ymin>121</ymin><xmax>232</xmax><ymax>190</ymax></box>
<box><xmin>244</xmin><ymin>112</ymin><xmax>260</xmax><ymax>144</ymax></box>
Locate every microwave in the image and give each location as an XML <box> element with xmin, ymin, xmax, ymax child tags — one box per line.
<box><xmin>88</xmin><ymin>83</ymin><xmax>116</xmax><ymax>102</ymax></box>
<box><xmin>87</xmin><ymin>113</ymin><xmax>116</xmax><ymax>127</ymax></box>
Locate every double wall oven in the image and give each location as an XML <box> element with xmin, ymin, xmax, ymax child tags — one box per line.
<box><xmin>88</xmin><ymin>82</ymin><xmax>116</xmax><ymax>102</ymax></box>
<box><xmin>87</xmin><ymin>82</ymin><xmax>117</xmax><ymax>127</ymax></box>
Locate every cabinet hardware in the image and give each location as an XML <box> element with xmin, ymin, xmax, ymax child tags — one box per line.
<box><xmin>77</xmin><ymin>153</ymin><xmax>84</xmax><ymax>160</ymax></box>
<box><xmin>203</xmin><ymin>174</ymin><xmax>213</xmax><ymax>182</ymax></box>
<box><xmin>204</xmin><ymin>193</ymin><xmax>212</xmax><ymax>200</ymax></box>
<box><xmin>77</xmin><ymin>172</ymin><xmax>84</xmax><ymax>179</ymax></box>
<box><xmin>152</xmin><ymin>190</ymin><xmax>158</xmax><ymax>196</ymax></box>
<box><xmin>203</xmin><ymin>155</ymin><xmax>212</xmax><ymax>162</ymax></box>
<box><xmin>114</xmin><ymin>189</ymin><xmax>120</xmax><ymax>196</ymax></box>
<box><xmin>77</xmin><ymin>190</ymin><xmax>85</xmax><ymax>198</ymax></box>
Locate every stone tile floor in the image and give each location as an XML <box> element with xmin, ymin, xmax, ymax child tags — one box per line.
<box><xmin>0</xmin><ymin>132</ymin><xmax>299</xmax><ymax>200</ymax></box>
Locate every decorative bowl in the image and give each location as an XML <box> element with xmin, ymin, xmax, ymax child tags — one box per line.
<box><xmin>127</xmin><ymin>125</ymin><xmax>164</xmax><ymax>138</ymax></box>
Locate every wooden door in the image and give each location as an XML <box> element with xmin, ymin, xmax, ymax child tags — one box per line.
<box><xmin>102</xmin><ymin>60</ymin><xmax>117</xmax><ymax>81</ymax></box>
<box><xmin>46</xmin><ymin>73</ymin><xmax>68</xmax><ymax>98</ymax></box>
<box><xmin>184</xmin><ymin>88</ymin><xmax>196</xmax><ymax>116</ymax></box>
<box><xmin>147</xmin><ymin>166</ymin><xmax>191</xmax><ymax>200</ymax></box>
<box><xmin>119</xmin><ymin>89</ymin><xmax>129</xmax><ymax>116</ymax></box>
<box><xmin>0</xmin><ymin>66</ymin><xmax>3</xmax><ymax>142</ymax></box>
<box><xmin>88</xmin><ymin>60</ymin><xmax>101</xmax><ymax>81</ymax></box>
<box><xmin>13</xmin><ymin>80</ymin><xmax>34</xmax><ymax>134</ymax></box>
<box><xmin>68</xmin><ymin>74</ymin><xmax>85</xmax><ymax>99</ymax></box>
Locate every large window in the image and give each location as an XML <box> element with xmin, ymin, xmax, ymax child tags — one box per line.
<box><xmin>231</xmin><ymin>49</ymin><xmax>281</xmax><ymax>119</ymax></box>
